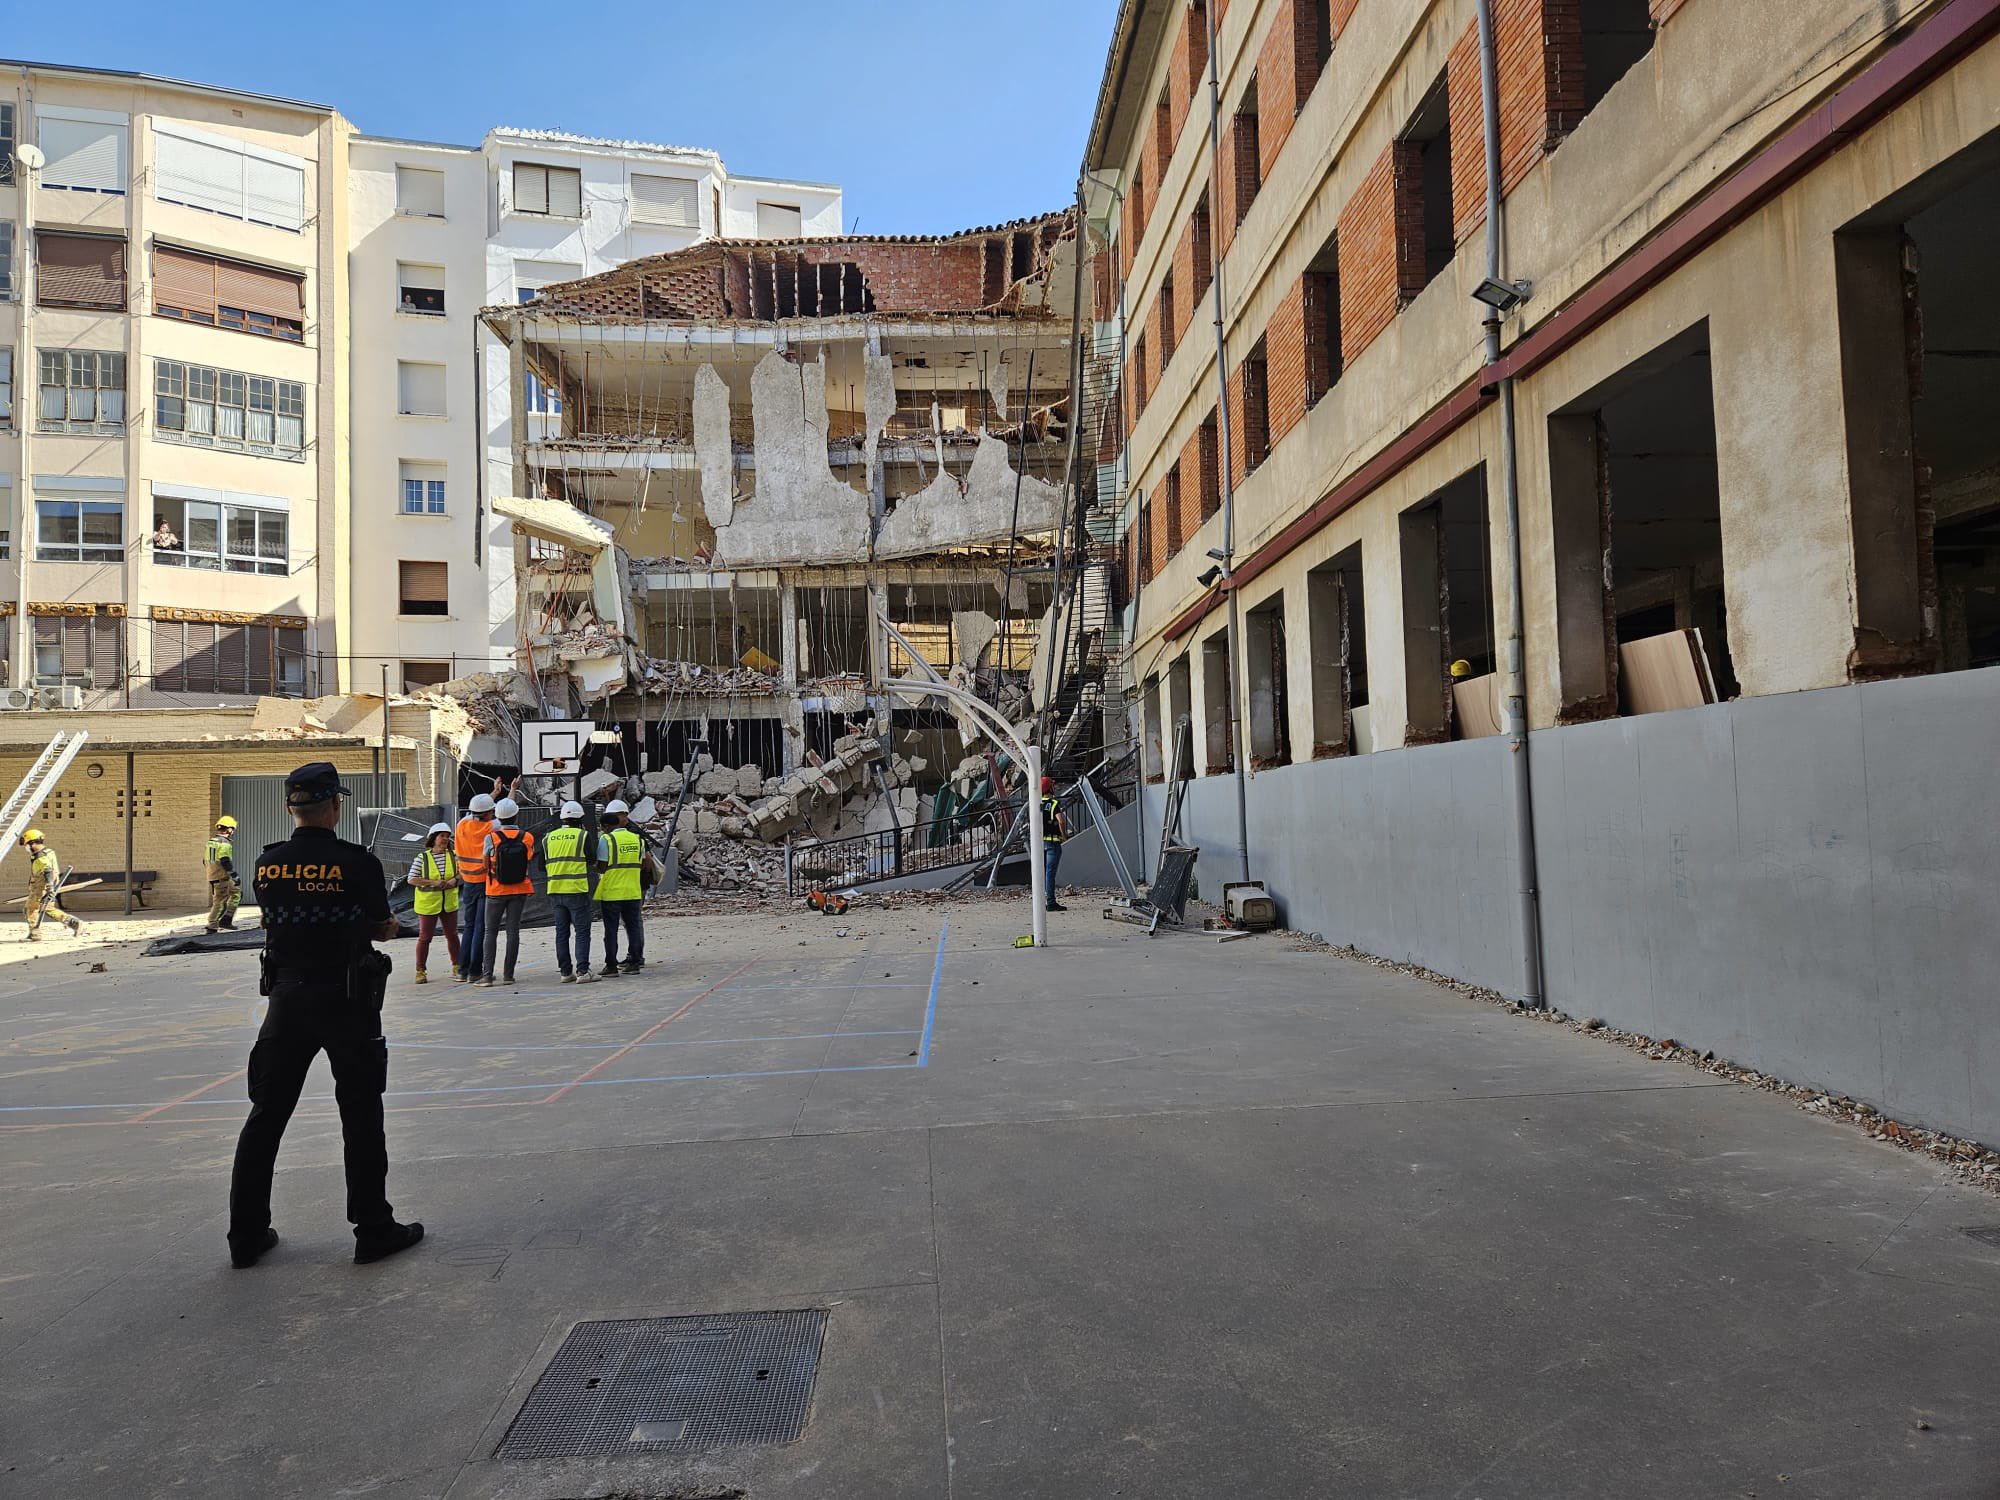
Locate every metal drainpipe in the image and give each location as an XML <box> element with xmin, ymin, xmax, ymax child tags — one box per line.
<box><xmin>1203</xmin><ymin>0</ymin><xmax>1250</xmax><ymax>882</ymax></box>
<box><xmin>1475</xmin><ymin>0</ymin><xmax>1546</xmax><ymax>1008</ymax></box>
<box><xmin>15</xmin><ymin>66</ymin><xmax>38</xmax><ymax>691</ymax></box>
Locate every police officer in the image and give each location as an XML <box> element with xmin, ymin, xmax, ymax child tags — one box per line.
<box><xmin>226</xmin><ymin>762</ymin><xmax>423</xmax><ymax>1269</ymax></box>
<box><xmin>205</xmin><ymin>815</ymin><xmax>241</xmax><ymax>934</ymax></box>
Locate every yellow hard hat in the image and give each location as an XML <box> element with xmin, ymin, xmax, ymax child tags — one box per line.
<box><xmin>1449</xmin><ymin>658</ymin><xmax>1475</xmax><ymax>680</ymax></box>
<box><xmin>215</xmin><ymin>815</ymin><xmax>238</xmax><ymax>829</ymax></box>
<box><xmin>21</xmin><ymin>829</ymin><xmax>44</xmax><ymax>845</ymax></box>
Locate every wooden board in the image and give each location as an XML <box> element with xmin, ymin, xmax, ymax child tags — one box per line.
<box><xmin>1619</xmin><ymin>629</ymin><xmax>1717</xmax><ymax>715</ymax></box>
<box><xmin>1452</xmin><ymin>672</ymin><xmax>1506</xmax><ymax>739</ymax></box>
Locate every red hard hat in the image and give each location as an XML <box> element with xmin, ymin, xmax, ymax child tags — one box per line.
<box><xmin>1040</xmin><ymin>775</ymin><xmax>1054</xmax><ymax>794</ymax></box>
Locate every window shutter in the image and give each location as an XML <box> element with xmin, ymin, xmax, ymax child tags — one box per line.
<box><xmin>213</xmin><ymin>257</ymin><xmax>304</xmax><ymax>320</ymax></box>
<box><xmin>396</xmin><ymin>166</ymin><xmax>446</xmax><ymax>217</ymax></box>
<box><xmin>154</xmin><ymin>245</ymin><xmax>220</xmax><ymax>319</ymax></box>
<box><xmin>548</xmin><ymin>168</ymin><xmax>582</xmax><ymax>219</ymax></box>
<box><xmin>93</xmin><ymin>616</ymin><xmax>122</xmax><ymax>682</ymax></box>
<box><xmin>631</xmin><ymin>174</ymin><xmax>697</xmax><ymax>227</ymax></box>
<box><xmin>514</xmin><ymin>163</ymin><xmax>549</xmax><ymax>215</ymax></box>
<box><xmin>154</xmin><ymin>128</ymin><xmax>245</xmax><ymax>217</ymax></box>
<box><xmin>216</xmin><ymin>624</ymin><xmax>249</xmax><ymax>691</ymax></box>
<box><xmin>247</xmin><ymin>623</ymin><xmax>273</xmax><ymax>691</ymax></box>
<box><xmin>184</xmin><ymin>622</ymin><xmax>219</xmax><ymax>694</ymax></box>
<box><xmin>397</xmin><ymin>262</ymin><xmax>445</xmax><ymax>292</ymax></box>
<box><xmin>756</xmin><ymin>202</ymin><xmax>803</xmax><ymax>238</ymax></box>
<box><xmin>244</xmin><ymin>156</ymin><xmax>307</xmax><ymax>231</ymax></box>
<box><xmin>40</xmin><ymin>115</ymin><xmax>126</xmax><ymax>193</ymax></box>
<box><xmin>397</xmin><ymin>362</ymin><xmax>446</xmax><ymax>416</ymax></box>
<box><xmin>400</xmin><ymin>560</ymin><xmax>449</xmax><ymax>605</ymax></box>
<box><xmin>152</xmin><ymin>620</ymin><xmax>187</xmax><ymax>693</ymax></box>
<box><xmin>62</xmin><ymin>620</ymin><xmax>88</xmax><ymax>678</ymax></box>
<box><xmin>37</xmin><ymin>233</ymin><xmax>126</xmax><ymax>310</ymax></box>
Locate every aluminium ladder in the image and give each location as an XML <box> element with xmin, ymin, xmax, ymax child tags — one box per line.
<box><xmin>0</xmin><ymin>731</ymin><xmax>91</xmax><ymax>874</ymax></box>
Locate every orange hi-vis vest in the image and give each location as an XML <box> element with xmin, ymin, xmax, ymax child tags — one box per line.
<box><xmin>454</xmin><ymin>816</ymin><xmax>492</xmax><ymax>884</ymax></box>
<box><xmin>482</xmin><ymin>827</ymin><xmax>536</xmax><ymax>897</ymax></box>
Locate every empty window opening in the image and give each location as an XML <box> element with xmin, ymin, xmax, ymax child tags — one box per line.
<box><xmin>1232</xmin><ymin>80</ymin><xmax>1262</xmax><ymax>226</ymax></box>
<box><xmin>1142</xmin><ymin>673</ymin><xmax>1165</xmax><ymax>781</ymax></box>
<box><xmin>1241</xmin><ymin>339</ymin><xmax>1270</xmax><ymax>475</ymax></box>
<box><xmin>1200</xmin><ymin>627</ymin><xmax>1234</xmax><ymax>773</ymax></box>
<box><xmin>1155</xmin><ymin>87</ymin><xmax>1174</xmax><ymax>180</ymax></box>
<box><xmin>1577</xmin><ymin>0</ymin><xmax>1656</xmax><ymax>120</ymax></box>
<box><xmin>1166</xmin><ymin>654</ymin><xmax>1194</xmax><ymax>779</ymax></box>
<box><xmin>1307</xmin><ymin>542</ymin><xmax>1368</xmax><ymax>756</ymax></box>
<box><xmin>1189</xmin><ymin>191</ymin><xmax>1213</xmax><ymax>307</ymax></box>
<box><xmin>402</xmin><ymin>661</ymin><xmax>450</xmax><ymax>691</ymax></box>
<box><xmin>1198</xmin><ymin>411</ymin><xmax>1220</xmax><ymax>522</ymax></box>
<box><xmin>1159</xmin><ymin>271</ymin><xmax>1177</xmax><ymax>361</ymax></box>
<box><xmin>982</xmin><ymin>238</ymin><xmax>1007</xmax><ymax>304</ymax></box>
<box><xmin>1246</xmin><ymin>596</ymin><xmax>1291</xmax><ymax>768</ymax></box>
<box><xmin>1165</xmin><ymin>464</ymin><xmax>1185</xmax><ymax>557</ymax></box>
<box><xmin>756</xmin><ymin>202</ymin><xmax>803</xmax><ymax>238</ymax></box>
<box><xmin>399</xmin><ymin>560</ymin><xmax>449</xmax><ymax>616</ymax></box>
<box><xmin>1399</xmin><ymin>468</ymin><xmax>1495</xmax><ymax>743</ymax></box>
<box><xmin>1550</xmin><ymin>325</ymin><xmax>1734</xmax><ymax>718</ymax></box>
<box><xmin>1305</xmin><ymin>232</ymin><xmax>1343</xmax><ymax>405</ymax></box>
<box><xmin>797</xmin><ymin>585</ymin><xmax>870</xmax><ymax>680</ymax></box>
<box><xmin>1310</xmin><ymin>0</ymin><xmax>1335</xmax><ymax>79</ymax></box>
<box><xmin>1403</xmin><ymin>73</ymin><xmax>1456</xmax><ymax>292</ymax></box>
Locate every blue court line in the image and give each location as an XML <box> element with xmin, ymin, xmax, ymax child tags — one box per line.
<box><xmin>719</xmin><ymin>983</ymin><xmax>931</xmax><ymax>992</ymax></box>
<box><xmin>918</xmin><ymin>919</ymin><xmax>948</xmax><ymax>1066</ymax></box>
<box><xmin>387</xmin><ymin>1030</ymin><xmax>920</xmax><ymax>1054</ymax></box>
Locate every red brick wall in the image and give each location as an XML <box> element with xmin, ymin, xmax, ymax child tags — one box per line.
<box><xmin>1446</xmin><ymin>0</ymin><xmax>1588</xmax><ymax>240</ymax></box>
<box><xmin>1255</xmin><ymin>0</ymin><xmax>1327</xmax><ymax>181</ymax></box>
<box><xmin>1330</xmin><ymin>0</ymin><xmax>1360</xmax><ymax>39</ymax></box>
<box><xmin>1651</xmin><ymin>0</ymin><xmax>1691</xmax><ymax>19</ymax></box>
<box><xmin>1198</xmin><ymin>413</ymin><xmax>1221</xmax><ymax>520</ymax></box>
<box><xmin>1392</xmin><ymin>139</ymin><xmax>1430</xmax><ymax>303</ymax></box>
<box><xmin>1336</xmin><ymin>144</ymin><xmax>1402</xmax><ymax>364</ymax></box>
<box><xmin>1176</xmin><ymin>426</ymin><xmax>1207</xmax><ymax>545</ymax></box>
<box><xmin>1264</xmin><ymin>278</ymin><xmax>1309</xmax><ymax>448</ymax></box>
<box><xmin>1169</xmin><ymin>4</ymin><xmax>1210</xmax><ymax>145</ymax></box>
<box><xmin>1171</xmin><ymin>215</ymin><xmax>1200</xmax><ymax>350</ymax></box>
<box><xmin>1217</xmin><ymin>106</ymin><xmax>1261</xmax><ymax>256</ymax></box>
<box><xmin>1226</xmin><ymin>360</ymin><xmax>1249</xmax><ymax>491</ymax></box>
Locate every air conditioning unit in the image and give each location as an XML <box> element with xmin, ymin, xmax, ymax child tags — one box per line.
<box><xmin>0</xmin><ymin>688</ymin><xmax>33</xmax><ymax>711</ymax></box>
<box><xmin>37</xmin><ymin>686</ymin><xmax>84</xmax><ymax>711</ymax></box>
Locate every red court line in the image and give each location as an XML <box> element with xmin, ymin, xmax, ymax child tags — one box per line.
<box><xmin>127</xmin><ymin>1066</ymin><xmax>247</xmax><ymax>1125</ymax></box>
<box><xmin>539</xmin><ymin>957</ymin><xmax>758</xmax><ymax>1105</ymax></box>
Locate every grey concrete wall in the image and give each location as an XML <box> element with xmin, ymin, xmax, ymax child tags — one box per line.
<box><xmin>1149</xmin><ymin>668</ymin><xmax>2000</xmax><ymax>1145</ymax></box>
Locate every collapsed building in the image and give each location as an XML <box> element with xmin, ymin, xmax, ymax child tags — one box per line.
<box><xmin>475</xmin><ymin>211</ymin><xmax>1129</xmax><ymax>891</ymax></box>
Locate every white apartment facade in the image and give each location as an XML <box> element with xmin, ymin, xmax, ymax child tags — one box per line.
<box><xmin>345</xmin><ymin>127</ymin><xmax>841</xmax><ymax>692</ymax></box>
<box><xmin>0</xmin><ymin>61</ymin><xmax>349</xmax><ymax>704</ymax></box>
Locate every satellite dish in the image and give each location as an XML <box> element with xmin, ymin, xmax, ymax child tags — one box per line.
<box><xmin>16</xmin><ymin>143</ymin><xmax>45</xmax><ymax>171</ymax></box>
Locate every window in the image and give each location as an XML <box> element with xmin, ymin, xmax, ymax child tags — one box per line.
<box><xmin>1159</xmin><ymin>271</ymin><xmax>1176</xmax><ymax>360</ymax></box>
<box><xmin>1201</xmin><ymin>626</ymin><xmax>1234</xmax><ymax>773</ymax></box>
<box><xmin>400</xmin><ymin>461</ymin><xmax>446</xmax><ymax>515</ymax></box>
<box><xmin>153</xmin><ymin>123</ymin><xmax>307</xmax><ymax>231</ymax></box>
<box><xmin>397</xmin><ymin>362</ymin><xmax>447</xmax><ymax>417</ymax></box>
<box><xmin>1305</xmin><ymin>232</ymin><xmax>1343</xmax><ymax>406</ymax></box>
<box><xmin>756</xmin><ymin>201</ymin><xmax>803</xmax><ymax>238</ymax></box>
<box><xmin>0</xmin><ymin>349</ymin><xmax>12</xmax><ymax>426</ymax></box>
<box><xmin>513</xmin><ymin>162</ymin><xmax>581</xmax><ymax>218</ymax></box>
<box><xmin>36</xmin><ymin>232</ymin><xmax>126</xmax><ymax>310</ymax></box>
<box><xmin>39</xmin><ymin>108</ymin><xmax>127</xmax><ymax>195</ymax></box>
<box><xmin>1307</xmin><ymin>544</ymin><xmax>1368</xmax><ymax>756</ymax></box>
<box><xmin>0</xmin><ymin>221</ymin><xmax>13</xmax><ymax>300</ymax></box>
<box><xmin>1246</xmin><ymin>595</ymin><xmax>1291</xmax><ymax>768</ymax></box>
<box><xmin>35</xmin><ymin>481</ymin><xmax>125</xmax><ymax>563</ymax></box>
<box><xmin>154</xmin><ymin>246</ymin><xmax>304</xmax><ymax>342</ymax></box>
<box><xmin>631</xmin><ymin>173</ymin><xmax>698</xmax><ymax>227</ymax></box>
<box><xmin>396</xmin><ymin>261</ymin><xmax>445</xmax><ymax>315</ymax></box>
<box><xmin>402</xmin><ymin>661</ymin><xmax>451</xmax><ymax>691</ymax></box>
<box><xmin>395</xmin><ymin>165</ymin><xmax>447</xmax><ymax>218</ymax></box>
<box><xmin>33</xmin><ymin>613</ymin><xmax>123</xmax><ymax>688</ymax></box>
<box><xmin>151</xmin><ymin>618</ymin><xmax>307</xmax><ymax>696</ymax></box>
<box><xmin>1231</xmin><ymin>82</ymin><xmax>1261</xmax><ymax>227</ymax></box>
<box><xmin>150</xmin><ymin>489</ymin><xmax>288</xmax><ymax>576</ymax></box>
<box><xmin>153</xmin><ymin>360</ymin><xmax>305</xmax><ymax>458</ymax></box>
<box><xmin>1577</xmin><ymin>1</ymin><xmax>1656</xmax><ymax>121</ymax></box>
<box><xmin>1240</xmin><ymin>340</ymin><xmax>1269</xmax><ymax>476</ymax></box>
<box><xmin>399</xmin><ymin>560</ymin><xmax>449</xmax><ymax>615</ymax></box>
<box><xmin>39</xmin><ymin>351</ymin><xmax>126</xmax><ymax>433</ymax></box>
<box><xmin>1400</xmin><ymin>73</ymin><xmax>1456</xmax><ymax>294</ymax></box>
<box><xmin>0</xmin><ymin>104</ymin><xmax>13</xmax><ymax>186</ymax></box>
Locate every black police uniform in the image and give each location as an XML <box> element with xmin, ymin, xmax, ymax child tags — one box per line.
<box><xmin>227</xmin><ymin>763</ymin><xmax>418</xmax><ymax>1265</ymax></box>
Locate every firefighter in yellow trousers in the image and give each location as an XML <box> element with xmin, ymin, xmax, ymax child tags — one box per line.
<box><xmin>206</xmin><ymin>815</ymin><xmax>242</xmax><ymax>933</ymax></box>
<box><xmin>22</xmin><ymin>830</ymin><xmax>82</xmax><ymax>941</ymax></box>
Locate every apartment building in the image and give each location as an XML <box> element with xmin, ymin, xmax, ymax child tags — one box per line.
<box><xmin>345</xmin><ymin>128</ymin><xmax>842</xmax><ymax>693</ymax></box>
<box><xmin>1087</xmin><ymin>0</ymin><xmax>2000</xmax><ymax>1143</ymax></box>
<box><xmin>0</xmin><ymin>61</ymin><xmax>349</xmax><ymax>704</ymax></box>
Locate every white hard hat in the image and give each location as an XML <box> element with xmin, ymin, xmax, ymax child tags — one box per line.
<box><xmin>494</xmin><ymin>797</ymin><xmax>520</xmax><ymax>819</ymax></box>
<box><xmin>427</xmin><ymin>821</ymin><xmax>452</xmax><ymax>837</ymax></box>
<box><xmin>605</xmin><ymin>799</ymin><xmax>630</xmax><ymax>815</ymax></box>
<box><xmin>560</xmin><ymin>800</ymin><xmax>585</xmax><ymax>819</ymax></box>
<box><xmin>468</xmin><ymin>793</ymin><xmax>495</xmax><ymax>814</ymax></box>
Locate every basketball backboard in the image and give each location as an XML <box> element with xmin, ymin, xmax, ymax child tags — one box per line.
<box><xmin>521</xmin><ymin>719</ymin><xmax>595</xmax><ymax>777</ymax></box>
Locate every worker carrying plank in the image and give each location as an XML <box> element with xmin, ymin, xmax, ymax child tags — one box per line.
<box><xmin>21</xmin><ymin>830</ymin><xmax>83</xmax><ymax>941</ymax></box>
<box><xmin>205</xmin><ymin>815</ymin><xmax>242</xmax><ymax>934</ymax></box>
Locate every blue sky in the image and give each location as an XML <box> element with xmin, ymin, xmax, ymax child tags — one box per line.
<box><xmin>12</xmin><ymin>0</ymin><xmax>1119</xmax><ymax>234</ymax></box>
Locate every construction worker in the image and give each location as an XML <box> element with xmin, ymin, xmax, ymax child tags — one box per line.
<box><xmin>205</xmin><ymin>815</ymin><xmax>242</xmax><ymax>933</ymax></box>
<box><xmin>478</xmin><ymin>798</ymin><xmax>536</xmax><ymax>987</ymax></box>
<box><xmin>453</xmin><ymin>792</ymin><xmax>495</xmax><ymax>983</ymax></box>
<box><xmin>406</xmin><ymin>822</ymin><xmax>459</xmax><ymax>983</ymax></box>
<box><xmin>544</xmin><ymin>801</ymin><xmax>598</xmax><ymax>984</ymax></box>
<box><xmin>595</xmin><ymin>799</ymin><xmax>647</xmax><ymax>975</ymax></box>
<box><xmin>1038</xmin><ymin>776</ymin><xmax>1069</xmax><ymax>913</ymax></box>
<box><xmin>21</xmin><ymin>830</ymin><xmax>81</xmax><ymax>941</ymax></box>
<box><xmin>228</xmin><ymin>761</ymin><xmax>422</xmax><ymax>1269</ymax></box>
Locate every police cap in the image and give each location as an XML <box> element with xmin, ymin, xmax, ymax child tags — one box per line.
<box><xmin>284</xmin><ymin>761</ymin><xmax>352</xmax><ymax>807</ymax></box>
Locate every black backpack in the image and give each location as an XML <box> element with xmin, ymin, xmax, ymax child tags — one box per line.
<box><xmin>492</xmin><ymin>831</ymin><xmax>530</xmax><ymax>886</ymax></box>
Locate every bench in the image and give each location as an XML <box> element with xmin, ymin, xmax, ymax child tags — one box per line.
<box><xmin>64</xmin><ymin>870</ymin><xmax>162</xmax><ymax>908</ymax></box>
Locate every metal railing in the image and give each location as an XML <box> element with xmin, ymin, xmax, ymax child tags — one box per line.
<box><xmin>787</xmin><ymin>795</ymin><xmax>1026</xmax><ymax>896</ymax></box>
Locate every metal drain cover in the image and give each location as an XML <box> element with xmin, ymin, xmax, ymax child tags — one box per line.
<box><xmin>1963</xmin><ymin>1227</ymin><xmax>2000</xmax><ymax>1249</ymax></box>
<box><xmin>499</xmin><ymin>1309</ymin><xmax>828</xmax><ymax>1460</ymax></box>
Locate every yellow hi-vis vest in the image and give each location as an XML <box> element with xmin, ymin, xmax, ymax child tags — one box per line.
<box><xmin>544</xmin><ymin>824</ymin><xmax>591</xmax><ymax>894</ymax></box>
<box><xmin>596</xmin><ymin>827</ymin><xmax>644</xmax><ymax>902</ymax></box>
<box><xmin>412</xmin><ymin>848</ymin><xmax>459</xmax><ymax>915</ymax></box>
<box><xmin>1041</xmin><ymin>795</ymin><xmax>1065</xmax><ymax>844</ymax></box>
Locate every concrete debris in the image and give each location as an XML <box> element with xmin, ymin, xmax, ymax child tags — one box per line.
<box><xmin>1292</xmin><ymin>933</ymin><xmax>2000</xmax><ymax>1197</ymax></box>
<box><xmin>578</xmin><ymin>768</ymin><xmax>624</xmax><ymax>802</ymax></box>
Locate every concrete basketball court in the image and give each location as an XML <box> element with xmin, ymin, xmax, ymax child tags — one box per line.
<box><xmin>3</xmin><ymin>896</ymin><xmax>1997</xmax><ymax>1498</ymax></box>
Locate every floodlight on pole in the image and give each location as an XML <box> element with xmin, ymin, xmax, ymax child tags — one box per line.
<box><xmin>1471</xmin><ymin>276</ymin><xmax>1534</xmax><ymax>314</ymax></box>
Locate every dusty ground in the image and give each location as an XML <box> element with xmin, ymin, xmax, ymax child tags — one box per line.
<box><xmin>3</xmin><ymin>894</ymin><xmax>1997</xmax><ymax>1498</ymax></box>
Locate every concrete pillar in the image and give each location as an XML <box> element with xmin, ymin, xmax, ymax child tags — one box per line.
<box><xmin>779</xmin><ymin>574</ymin><xmax>802</xmax><ymax>773</ymax></box>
